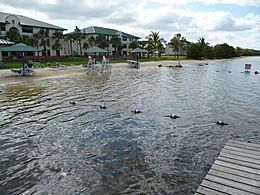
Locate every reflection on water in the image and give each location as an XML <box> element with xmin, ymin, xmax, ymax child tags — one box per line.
<box><xmin>0</xmin><ymin>57</ymin><xmax>260</xmax><ymax>194</ymax></box>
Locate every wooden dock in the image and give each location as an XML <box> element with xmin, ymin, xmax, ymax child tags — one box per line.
<box><xmin>195</xmin><ymin>140</ymin><xmax>260</xmax><ymax>195</ymax></box>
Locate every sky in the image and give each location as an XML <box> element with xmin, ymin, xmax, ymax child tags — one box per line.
<box><xmin>0</xmin><ymin>0</ymin><xmax>260</xmax><ymax>50</ymax></box>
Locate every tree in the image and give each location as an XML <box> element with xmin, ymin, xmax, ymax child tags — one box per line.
<box><xmin>95</xmin><ymin>35</ymin><xmax>109</xmax><ymax>49</ymax></box>
<box><xmin>6</xmin><ymin>28</ymin><xmax>21</xmax><ymax>43</ymax></box>
<box><xmin>110</xmin><ymin>35</ymin><xmax>122</xmax><ymax>59</ymax></box>
<box><xmin>88</xmin><ymin>36</ymin><xmax>96</xmax><ymax>47</ymax></box>
<box><xmin>147</xmin><ymin>31</ymin><xmax>164</xmax><ymax>58</ymax></box>
<box><xmin>187</xmin><ymin>43</ymin><xmax>203</xmax><ymax>59</ymax></box>
<box><xmin>213</xmin><ymin>43</ymin><xmax>235</xmax><ymax>58</ymax></box>
<box><xmin>73</xmin><ymin>27</ymin><xmax>85</xmax><ymax>56</ymax></box>
<box><xmin>170</xmin><ymin>33</ymin><xmax>187</xmax><ymax>63</ymax></box>
<box><xmin>64</xmin><ymin>33</ymin><xmax>74</xmax><ymax>56</ymax></box>
<box><xmin>52</xmin><ymin>31</ymin><xmax>63</xmax><ymax>58</ymax></box>
<box><xmin>129</xmin><ymin>40</ymin><xmax>139</xmax><ymax>49</ymax></box>
<box><xmin>38</xmin><ymin>29</ymin><xmax>50</xmax><ymax>62</ymax></box>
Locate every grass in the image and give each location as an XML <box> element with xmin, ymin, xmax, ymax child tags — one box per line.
<box><xmin>0</xmin><ymin>55</ymin><xmax>187</xmax><ymax>69</ymax></box>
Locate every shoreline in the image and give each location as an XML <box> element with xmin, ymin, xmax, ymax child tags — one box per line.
<box><xmin>0</xmin><ymin>58</ymin><xmax>250</xmax><ymax>86</ymax></box>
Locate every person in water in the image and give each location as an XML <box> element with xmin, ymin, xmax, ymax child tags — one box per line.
<box><xmin>217</xmin><ymin>121</ymin><xmax>228</xmax><ymax>125</ymax></box>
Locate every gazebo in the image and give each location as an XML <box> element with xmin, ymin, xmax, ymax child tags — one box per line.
<box><xmin>128</xmin><ymin>48</ymin><xmax>148</xmax><ymax>68</ymax></box>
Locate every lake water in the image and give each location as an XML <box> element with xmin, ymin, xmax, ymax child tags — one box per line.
<box><xmin>0</xmin><ymin>57</ymin><xmax>260</xmax><ymax>194</ymax></box>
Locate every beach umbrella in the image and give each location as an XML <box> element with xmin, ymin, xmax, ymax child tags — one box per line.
<box><xmin>85</xmin><ymin>46</ymin><xmax>108</xmax><ymax>54</ymax></box>
<box><xmin>131</xmin><ymin>48</ymin><xmax>148</xmax><ymax>64</ymax></box>
<box><xmin>0</xmin><ymin>43</ymin><xmax>39</xmax><ymax>67</ymax></box>
<box><xmin>0</xmin><ymin>43</ymin><xmax>39</xmax><ymax>52</ymax></box>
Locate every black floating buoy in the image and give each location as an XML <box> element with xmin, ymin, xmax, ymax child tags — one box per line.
<box><xmin>100</xmin><ymin>105</ymin><xmax>107</xmax><ymax>109</ymax></box>
<box><xmin>255</xmin><ymin>71</ymin><xmax>259</xmax><ymax>74</ymax></box>
<box><xmin>216</xmin><ymin>121</ymin><xmax>228</xmax><ymax>125</ymax></box>
<box><xmin>14</xmin><ymin>92</ymin><xmax>17</xmax><ymax>96</ymax></box>
<box><xmin>166</xmin><ymin>114</ymin><xmax>180</xmax><ymax>119</ymax></box>
<box><xmin>132</xmin><ymin>109</ymin><xmax>142</xmax><ymax>114</ymax></box>
<box><xmin>158</xmin><ymin>64</ymin><xmax>163</xmax><ymax>67</ymax></box>
<box><xmin>70</xmin><ymin>101</ymin><xmax>76</xmax><ymax>105</ymax></box>
<box><xmin>47</xmin><ymin>97</ymin><xmax>52</xmax><ymax>101</ymax></box>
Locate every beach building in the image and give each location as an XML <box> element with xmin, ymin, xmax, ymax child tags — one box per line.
<box><xmin>0</xmin><ymin>12</ymin><xmax>67</xmax><ymax>57</ymax></box>
<box><xmin>66</xmin><ymin>26</ymin><xmax>140</xmax><ymax>57</ymax></box>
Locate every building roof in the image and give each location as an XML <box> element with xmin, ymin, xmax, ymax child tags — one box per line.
<box><xmin>0</xmin><ymin>12</ymin><xmax>67</xmax><ymax>31</ymax></box>
<box><xmin>81</xmin><ymin>26</ymin><xmax>140</xmax><ymax>39</ymax></box>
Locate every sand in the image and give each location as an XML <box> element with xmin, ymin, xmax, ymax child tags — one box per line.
<box><xmin>0</xmin><ymin>59</ymin><xmax>223</xmax><ymax>86</ymax></box>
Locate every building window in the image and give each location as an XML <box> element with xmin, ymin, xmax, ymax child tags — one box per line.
<box><xmin>0</xmin><ymin>23</ymin><xmax>6</xmax><ymax>31</ymax></box>
<box><xmin>123</xmin><ymin>44</ymin><xmax>127</xmax><ymax>48</ymax></box>
<box><xmin>123</xmin><ymin>37</ymin><xmax>127</xmax><ymax>41</ymax></box>
<box><xmin>12</xmin><ymin>20</ymin><xmax>15</xmax><ymax>24</ymax></box>
<box><xmin>22</xmin><ymin>25</ymin><xmax>33</xmax><ymax>33</ymax></box>
<box><xmin>123</xmin><ymin>51</ymin><xmax>127</xmax><ymax>55</ymax></box>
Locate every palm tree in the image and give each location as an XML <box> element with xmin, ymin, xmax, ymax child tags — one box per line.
<box><xmin>110</xmin><ymin>35</ymin><xmax>122</xmax><ymax>59</ymax></box>
<box><xmin>198</xmin><ymin>37</ymin><xmax>209</xmax><ymax>58</ymax></box>
<box><xmin>64</xmin><ymin>33</ymin><xmax>74</xmax><ymax>56</ymax></box>
<box><xmin>73</xmin><ymin>28</ymin><xmax>85</xmax><ymax>56</ymax></box>
<box><xmin>52</xmin><ymin>31</ymin><xmax>63</xmax><ymax>58</ymax></box>
<box><xmin>147</xmin><ymin>31</ymin><xmax>164</xmax><ymax>58</ymax></box>
<box><xmin>170</xmin><ymin>33</ymin><xmax>187</xmax><ymax>62</ymax></box>
<box><xmin>38</xmin><ymin>29</ymin><xmax>50</xmax><ymax>62</ymax></box>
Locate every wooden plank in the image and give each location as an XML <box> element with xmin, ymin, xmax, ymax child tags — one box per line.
<box><xmin>208</xmin><ymin>169</ymin><xmax>260</xmax><ymax>188</ymax></box>
<box><xmin>200</xmin><ymin>180</ymin><xmax>255</xmax><ymax>195</ymax></box>
<box><xmin>215</xmin><ymin>160</ymin><xmax>260</xmax><ymax>175</ymax></box>
<box><xmin>220</xmin><ymin>152</ymin><xmax>260</xmax><ymax>165</ymax></box>
<box><xmin>196</xmin><ymin>141</ymin><xmax>260</xmax><ymax>195</ymax></box>
<box><xmin>228</xmin><ymin>140</ymin><xmax>260</xmax><ymax>151</ymax></box>
<box><xmin>212</xmin><ymin>164</ymin><xmax>260</xmax><ymax>181</ymax></box>
<box><xmin>221</xmin><ymin>149</ymin><xmax>260</xmax><ymax>161</ymax></box>
<box><xmin>196</xmin><ymin>185</ymin><xmax>227</xmax><ymax>195</ymax></box>
<box><xmin>217</xmin><ymin>156</ymin><xmax>260</xmax><ymax>170</ymax></box>
<box><xmin>224</xmin><ymin>146</ymin><xmax>260</xmax><ymax>156</ymax></box>
<box><xmin>205</xmin><ymin>174</ymin><xmax>260</xmax><ymax>194</ymax></box>
<box><xmin>226</xmin><ymin>142</ymin><xmax>260</xmax><ymax>153</ymax></box>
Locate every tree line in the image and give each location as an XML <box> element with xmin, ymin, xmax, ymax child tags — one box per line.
<box><xmin>3</xmin><ymin>28</ymin><xmax>260</xmax><ymax>60</ymax></box>
<box><xmin>130</xmin><ymin>32</ymin><xmax>260</xmax><ymax>59</ymax></box>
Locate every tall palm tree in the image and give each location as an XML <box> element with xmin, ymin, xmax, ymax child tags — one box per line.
<box><xmin>52</xmin><ymin>31</ymin><xmax>63</xmax><ymax>58</ymax></box>
<box><xmin>73</xmin><ymin>28</ymin><xmax>85</xmax><ymax>56</ymax></box>
<box><xmin>147</xmin><ymin>31</ymin><xmax>163</xmax><ymax>58</ymax></box>
<box><xmin>38</xmin><ymin>29</ymin><xmax>50</xmax><ymax>62</ymax></box>
<box><xmin>110</xmin><ymin>35</ymin><xmax>122</xmax><ymax>59</ymax></box>
<box><xmin>64</xmin><ymin>33</ymin><xmax>74</xmax><ymax>56</ymax></box>
<box><xmin>170</xmin><ymin>33</ymin><xmax>187</xmax><ymax>62</ymax></box>
<box><xmin>198</xmin><ymin>37</ymin><xmax>209</xmax><ymax>58</ymax></box>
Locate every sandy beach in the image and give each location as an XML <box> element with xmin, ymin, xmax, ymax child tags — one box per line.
<box><xmin>0</xmin><ymin>59</ymin><xmax>224</xmax><ymax>86</ymax></box>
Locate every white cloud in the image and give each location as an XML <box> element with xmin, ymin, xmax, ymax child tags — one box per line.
<box><xmin>0</xmin><ymin>0</ymin><xmax>259</xmax><ymax>49</ymax></box>
<box><xmin>198</xmin><ymin>0</ymin><xmax>260</xmax><ymax>7</ymax></box>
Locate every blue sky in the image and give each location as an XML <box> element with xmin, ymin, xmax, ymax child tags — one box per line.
<box><xmin>0</xmin><ymin>0</ymin><xmax>259</xmax><ymax>49</ymax></box>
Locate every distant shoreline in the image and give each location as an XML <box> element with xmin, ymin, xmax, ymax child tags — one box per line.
<box><xmin>0</xmin><ymin>57</ymin><xmax>257</xmax><ymax>86</ymax></box>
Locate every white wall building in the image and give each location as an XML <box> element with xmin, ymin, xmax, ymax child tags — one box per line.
<box><xmin>0</xmin><ymin>12</ymin><xmax>67</xmax><ymax>57</ymax></box>
<box><xmin>65</xmin><ymin>26</ymin><xmax>140</xmax><ymax>57</ymax></box>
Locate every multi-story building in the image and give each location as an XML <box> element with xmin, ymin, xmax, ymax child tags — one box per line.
<box><xmin>66</xmin><ymin>26</ymin><xmax>140</xmax><ymax>57</ymax></box>
<box><xmin>0</xmin><ymin>12</ymin><xmax>67</xmax><ymax>57</ymax></box>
